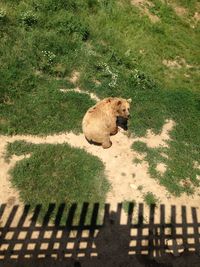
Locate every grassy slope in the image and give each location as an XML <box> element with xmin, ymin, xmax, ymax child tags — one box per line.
<box><xmin>0</xmin><ymin>0</ymin><xmax>200</xmax><ymax>199</ymax></box>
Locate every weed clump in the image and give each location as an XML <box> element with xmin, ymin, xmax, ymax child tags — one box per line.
<box><xmin>20</xmin><ymin>11</ymin><xmax>37</xmax><ymax>26</ymax></box>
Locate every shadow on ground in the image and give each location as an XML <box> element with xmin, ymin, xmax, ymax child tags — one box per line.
<box><xmin>0</xmin><ymin>202</ymin><xmax>200</xmax><ymax>267</ymax></box>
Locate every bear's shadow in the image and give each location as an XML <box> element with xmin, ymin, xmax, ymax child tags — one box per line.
<box><xmin>86</xmin><ymin>138</ymin><xmax>102</xmax><ymax>146</ymax></box>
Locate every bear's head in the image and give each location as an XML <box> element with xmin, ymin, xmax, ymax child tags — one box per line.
<box><xmin>115</xmin><ymin>98</ymin><xmax>132</xmax><ymax>119</ymax></box>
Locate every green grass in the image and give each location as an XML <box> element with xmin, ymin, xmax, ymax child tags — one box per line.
<box><xmin>133</xmin><ymin>140</ymin><xmax>200</xmax><ymax>196</ymax></box>
<box><xmin>122</xmin><ymin>200</ymin><xmax>136</xmax><ymax>214</ymax></box>
<box><xmin>1</xmin><ymin>88</ymin><xmax>95</xmax><ymax>135</ymax></box>
<box><xmin>6</xmin><ymin>141</ymin><xmax>109</xmax><ymax>222</ymax></box>
<box><xmin>0</xmin><ymin>0</ymin><xmax>200</xmax><ymax>206</ymax></box>
<box><xmin>144</xmin><ymin>192</ymin><xmax>159</xmax><ymax>206</ymax></box>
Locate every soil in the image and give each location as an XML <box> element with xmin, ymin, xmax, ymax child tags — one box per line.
<box><xmin>162</xmin><ymin>58</ymin><xmax>194</xmax><ymax>69</ymax></box>
<box><xmin>69</xmin><ymin>71</ymin><xmax>80</xmax><ymax>84</ymax></box>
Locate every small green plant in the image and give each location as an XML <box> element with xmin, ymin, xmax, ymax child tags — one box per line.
<box><xmin>51</xmin><ymin>13</ymin><xmax>90</xmax><ymax>41</ymax></box>
<box><xmin>0</xmin><ymin>8</ymin><xmax>7</xmax><ymax>22</ymax></box>
<box><xmin>39</xmin><ymin>50</ymin><xmax>56</xmax><ymax>72</ymax></box>
<box><xmin>20</xmin><ymin>11</ymin><xmax>37</xmax><ymax>26</ymax></box>
<box><xmin>0</xmin><ymin>8</ymin><xmax>8</xmax><ymax>26</ymax></box>
<box><xmin>137</xmin><ymin>185</ymin><xmax>143</xmax><ymax>191</ymax></box>
<box><xmin>133</xmin><ymin>158</ymin><xmax>142</xmax><ymax>165</ymax></box>
<box><xmin>42</xmin><ymin>50</ymin><xmax>56</xmax><ymax>63</ymax></box>
<box><xmin>144</xmin><ymin>192</ymin><xmax>158</xmax><ymax>206</ymax></box>
<box><xmin>123</xmin><ymin>200</ymin><xmax>136</xmax><ymax>214</ymax></box>
<box><xmin>103</xmin><ymin>63</ymin><xmax>118</xmax><ymax>88</ymax></box>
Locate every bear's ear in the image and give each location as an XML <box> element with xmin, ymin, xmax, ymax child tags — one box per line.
<box><xmin>117</xmin><ymin>100</ymin><xmax>122</xmax><ymax>105</ymax></box>
<box><xmin>127</xmin><ymin>98</ymin><xmax>132</xmax><ymax>103</ymax></box>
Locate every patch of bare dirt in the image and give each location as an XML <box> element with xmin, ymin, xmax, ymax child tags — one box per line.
<box><xmin>69</xmin><ymin>71</ymin><xmax>80</xmax><ymax>84</ymax></box>
<box><xmin>166</xmin><ymin>1</ymin><xmax>199</xmax><ymax>28</ymax></box>
<box><xmin>179</xmin><ymin>178</ymin><xmax>193</xmax><ymax>189</ymax></box>
<box><xmin>164</xmin><ymin>0</ymin><xmax>188</xmax><ymax>18</ymax></box>
<box><xmin>156</xmin><ymin>163</ymin><xmax>167</xmax><ymax>174</ymax></box>
<box><xmin>193</xmin><ymin>11</ymin><xmax>200</xmax><ymax>22</ymax></box>
<box><xmin>135</xmin><ymin>119</ymin><xmax>175</xmax><ymax>148</ymax></box>
<box><xmin>163</xmin><ymin>57</ymin><xmax>194</xmax><ymax>69</ymax></box>
<box><xmin>0</xmin><ymin>118</ymin><xmax>8</xmax><ymax>126</ymax></box>
<box><xmin>163</xmin><ymin>59</ymin><xmax>182</xmax><ymax>69</ymax></box>
<box><xmin>173</xmin><ymin>5</ymin><xmax>188</xmax><ymax>17</ymax></box>
<box><xmin>194</xmin><ymin>161</ymin><xmax>200</xmax><ymax>170</ymax></box>
<box><xmin>93</xmin><ymin>79</ymin><xmax>101</xmax><ymax>86</ymax></box>
<box><xmin>131</xmin><ymin>0</ymin><xmax>160</xmax><ymax>23</ymax></box>
<box><xmin>60</xmin><ymin>87</ymin><xmax>100</xmax><ymax>102</ymax></box>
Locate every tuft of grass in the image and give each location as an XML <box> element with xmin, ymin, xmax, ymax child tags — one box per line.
<box><xmin>133</xmin><ymin>158</ymin><xmax>143</xmax><ymax>165</ymax></box>
<box><xmin>0</xmin><ymin>8</ymin><xmax>7</xmax><ymax>22</ymax></box>
<box><xmin>7</xmin><ymin>141</ymin><xmax>110</xmax><ymax>223</ymax></box>
<box><xmin>20</xmin><ymin>10</ymin><xmax>38</xmax><ymax>27</ymax></box>
<box><xmin>132</xmin><ymin>173</ymin><xmax>136</xmax><ymax>178</ymax></box>
<box><xmin>137</xmin><ymin>185</ymin><xmax>144</xmax><ymax>191</ymax></box>
<box><xmin>123</xmin><ymin>200</ymin><xmax>136</xmax><ymax>214</ymax></box>
<box><xmin>144</xmin><ymin>192</ymin><xmax>159</xmax><ymax>206</ymax></box>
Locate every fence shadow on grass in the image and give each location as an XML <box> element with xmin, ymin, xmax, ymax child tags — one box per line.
<box><xmin>0</xmin><ymin>202</ymin><xmax>200</xmax><ymax>267</ymax></box>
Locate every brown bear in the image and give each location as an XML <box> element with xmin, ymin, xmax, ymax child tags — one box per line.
<box><xmin>82</xmin><ymin>97</ymin><xmax>132</xmax><ymax>149</ymax></box>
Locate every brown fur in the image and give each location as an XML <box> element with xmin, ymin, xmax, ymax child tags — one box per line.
<box><xmin>82</xmin><ymin>97</ymin><xmax>131</xmax><ymax>149</ymax></box>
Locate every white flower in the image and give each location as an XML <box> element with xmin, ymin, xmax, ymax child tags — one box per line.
<box><xmin>0</xmin><ymin>8</ymin><xmax>7</xmax><ymax>19</ymax></box>
<box><xmin>99</xmin><ymin>62</ymin><xmax>118</xmax><ymax>88</ymax></box>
